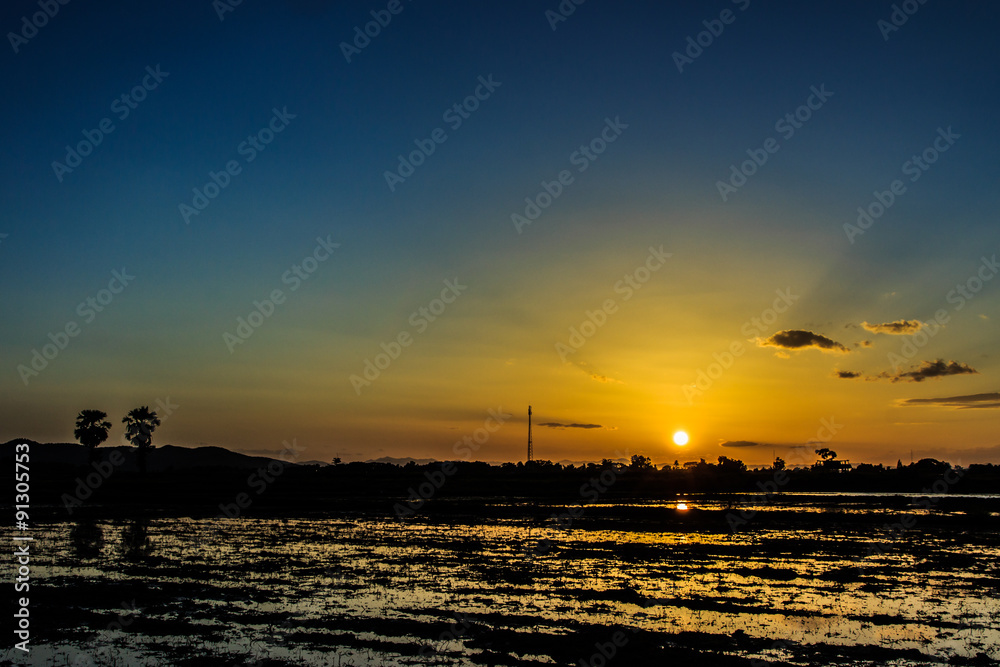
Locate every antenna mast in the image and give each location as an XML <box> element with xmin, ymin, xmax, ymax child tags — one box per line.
<box><xmin>527</xmin><ymin>405</ymin><xmax>533</xmax><ymax>463</ymax></box>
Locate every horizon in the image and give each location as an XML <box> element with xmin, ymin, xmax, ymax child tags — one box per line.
<box><xmin>3</xmin><ymin>1</ymin><xmax>1000</xmax><ymax>467</ymax></box>
<box><xmin>8</xmin><ymin>435</ymin><xmax>994</xmax><ymax>471</ymax></box>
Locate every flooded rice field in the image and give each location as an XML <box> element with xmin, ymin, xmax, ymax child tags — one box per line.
<box><xmin>4</xmin><ymin>496</ymin><xmax>1000</xmax><ymax>666</ymax></box>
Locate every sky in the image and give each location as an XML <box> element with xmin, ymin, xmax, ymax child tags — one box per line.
<box><xmin>2</xmin><ymin>0</ymin><xmax>999</xmax><ymax>466</ymax></box>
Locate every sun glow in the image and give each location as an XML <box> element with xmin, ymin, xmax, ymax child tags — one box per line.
<box><xmin>673</xmin><ymin>431</ymin><xmax>689</xmax><ymax>446</ymax></box>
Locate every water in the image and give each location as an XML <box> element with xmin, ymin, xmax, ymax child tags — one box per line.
<box><xmin>4</xmin><ymin>500</ymin><xmax>999</xmax><ymax>666</ymax></box>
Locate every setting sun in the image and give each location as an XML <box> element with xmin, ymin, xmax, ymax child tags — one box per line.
<box><xmin>673</xmin><ymin>431</ymin><xmax>689</xmax><ymax>446</ymax></box>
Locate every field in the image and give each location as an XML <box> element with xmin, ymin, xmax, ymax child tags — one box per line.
<box><xmin>5</xmin><ymin>494</ymin><xmax>1000</xmax><ymax>666</ymax></box>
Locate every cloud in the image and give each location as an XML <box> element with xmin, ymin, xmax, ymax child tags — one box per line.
<box><xmin>897</xmin><ymin>392</ymin><xmax>1000</xmax><ymax>409</ymax></box>
<box><xmin>567</xmin><ymin>360</ymin><xmax>624</xmax><ymax>384</ymax></box>
<box><xmin>538</xmin><ymin>422</ymin><xmax>603</xmax><ymax>429</ymax></box>
<box><xmin>719</xmin><ymin>440</ymin><xmax>761</xmax><ymax>448</ymax></box>
<box><xmin>834</xmin><ymin>370</ymin><xmax>863</xmax><ymax>379</ymax></box>
<box><xmin>757</xmin><ymin>329</ymin><xmax>850</xmax><ymax>354</ymax></box>
<box><xmin>862</xmin><ymin>320</ymin><xmax>923</xmax><ymax>335</ymax></box>
<box><xmin>892</xmin><ymin>359</ymin><xmax>978</xmax><ymax>383</ymax></box>
<box><xmin>932</xmin><ymin>443</ymin><xmax>1000</xmax><ymax>464</ymax></box>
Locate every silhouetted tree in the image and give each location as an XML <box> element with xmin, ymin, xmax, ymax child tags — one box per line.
<box><xmin>914</xmin><ymin>458</ymin><xmax>950</xmax><ymax>474</ymax></box>
<box><xmin>629</xmin><ymin>454</ymin><xmax>653</xmax><ymax>470</ymax></box>
<box><xmin>773</xmin><ymin>457</ymin><xmax>786</xmax><ymax>471</ymax></box>
<box><xmin>601</xmin><ymin>458</ymin><xmax>625</xmax><ymax>472</ymax></box>
<box><xmin>122</xmin><ymin>406</ymin><xmax>160</xmax><ymax>474</ymax></box>
<box><xmin>815</xmin><ymin>447</ymin><xmax>837</xmax><ymax>462</ymax></box>
<box><xmin>717</xmin><ymin>456</ymin><xmax>747</xmax><ymax>473</ymax></box>
<box><xmin>331</xmin><ymin>457</ymin><xmax>342</xmax><ymax>465</ymax></box>
<box><xmin>74</xmin><ymin>409</ymin><xmax>112</xmax><ymax>462</ymax></box>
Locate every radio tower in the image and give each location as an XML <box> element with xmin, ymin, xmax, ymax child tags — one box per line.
<box><xmin>527</xmin><ymin>405</ymin><xmax>533</xmax><ymax>463</ymax></box>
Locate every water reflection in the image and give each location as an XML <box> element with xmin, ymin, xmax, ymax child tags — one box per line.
<box><xmin>6</xmin><ymin>504</ymin><xmax>999</xmax><ymax>666</ymax></box>
<box><xmin>70</xmin><ymin>518</ymin><xmax>104</xmax><ymax>560</ymax></box>
<box><xmin>119</xmin><ymin>517</ymin><xmax>153</xmax><ymax>562</ymax></box>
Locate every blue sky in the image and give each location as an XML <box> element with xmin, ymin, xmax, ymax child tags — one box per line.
<box><xmin>2</xmin><ymin>0</ymin><xmax>998</xmax><ymax>464</ymax></box>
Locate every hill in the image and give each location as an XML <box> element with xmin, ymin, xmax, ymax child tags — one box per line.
<box><xmin>1</xmin><ymin>439</ymin><xmax>286</xmax><ymax>473</ymax></box>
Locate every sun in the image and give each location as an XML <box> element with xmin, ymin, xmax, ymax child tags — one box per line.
<box><xmin>672</xmin><ymin>431</ymin><xmax>689</xmax><ymax>446</ymax></box>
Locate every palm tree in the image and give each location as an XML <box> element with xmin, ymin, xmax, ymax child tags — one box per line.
<box><xmin>122</xmin><ymin>406</ymin><xmax>161</xmax><ymax>474</ymax></box>
<box><xmin>74</xmin><ymin>409</ymin><xmax>112</xmax><ymax>462</ymax></box>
